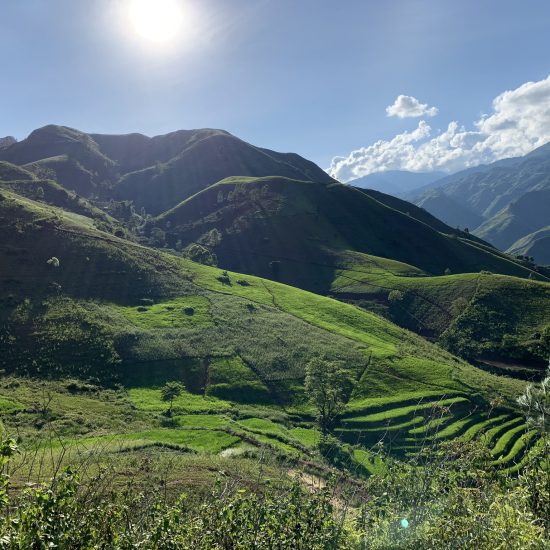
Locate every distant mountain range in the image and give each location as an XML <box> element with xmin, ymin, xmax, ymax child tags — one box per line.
<box><xmin>347</xmin><ymin>170</ymin><xmax>445</xmax><ymax>196</ymax></box>
<box><xmin>385</xmin><ymin>143</ymin><xmax>550</xmax><ymax>264</ymax></box>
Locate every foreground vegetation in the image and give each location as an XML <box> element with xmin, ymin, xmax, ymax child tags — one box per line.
<box><xmin>0</xmin><ymin>432</ymin><xmax>547</xmax><ymax>549</ymax></box>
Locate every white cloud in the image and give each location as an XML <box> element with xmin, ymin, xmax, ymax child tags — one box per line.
<box><xmin>386</xmin><ymin>95</ymin><xmax>439</xmax><ymax>118</ymax></box>
<box><xmin>329</xmin><ymin>75</ymin><xmax>550</xmax><ymax>182</ymax></box>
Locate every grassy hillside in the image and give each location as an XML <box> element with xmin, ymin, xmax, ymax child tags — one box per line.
<box><xmin>0</xmin><ymin>189</ymin><xmax>537</xmax><ymax>477</ymax></box>
<box><xmin>0</xmin><ymin>164</ymin><xmax>116</xmax><ymax>228</ymax></box>
<box><xmin>0</xmin><ymin>125</ymin><xmax>116</xmax><ymax>194</ymax></box>
<box><xmin>508</xmin><ymin>226</ymin><xmax>550</xmax><ymax>265</ymax></box>
<box><xmin>329</xmin><ymin>261</ymin><xmax>550</xmax><ymax>365</ymax></box>
<box><xmin>474</xmin><ymin>189</ymin><xmax>550</xmax><ymax>251</ymax></box>
<box><xmin>0</xmin><ymin>160</ymin><xmax>36</xmax><ymax>181</ymax></box>
<box><xmin>114</xmin><ymin>133</ymin><xmax>335</xmax><ymax>214</ymax></box>
<box><xmin>149</xmin><ymin>176</ymin><xmax>549</xmax><ymax>363</ymax></box>
<box><xmin>156</xmin><ymin>176</ymin><xmax>537</xmax><ymax>280</ymax></box>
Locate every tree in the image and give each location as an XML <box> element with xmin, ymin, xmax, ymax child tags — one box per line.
<box><xmin>161</xmin><ymin>381</ymin><xmax>185</xmax><ymax>415</ymax></box>
<box><xmin>517</xmin><ymin>362</ymin><xmax>550</xmax><ymax>435</ymax></box>
<box><xmin>304</xmin><ymin>357</ymin><xmax>352</xmax><ymax>434</ymax></box>
<box><xmin>388</xmin><ymin>289</ymin><xmax>404</xmax><ymax>304</ymax></box>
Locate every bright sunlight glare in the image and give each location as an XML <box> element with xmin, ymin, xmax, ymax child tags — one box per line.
<box><xmin>128</xmin><ymin>0</ymin><xmax>184</xmax><ymax>43</ymax></box>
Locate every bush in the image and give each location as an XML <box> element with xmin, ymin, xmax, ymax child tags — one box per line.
<box><xmin>217</xmin><ymin>271</ymin><xmax>231</xmax><ymax>285</ymax></box>
<box><xmin>0</xmin><ymin>437</ymin><xmax>348</xmax><ymax>548</ymax></box>
<box><xmin>387</xmin><ymin>290</ymin><xmax>404</xmax><ymax>303</ymax></box>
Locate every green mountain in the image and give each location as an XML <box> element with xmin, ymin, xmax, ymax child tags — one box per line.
<box><xmin>151</xmin><ymin>176</ymin><xmax>549</xmax><ymax>364</ymax></box>
<box><xmin>1</xmin><ymin>188</ymin><xmax>541</xmax><ymax>476</ymax></box>
<box><xmin>409</xmin><ymin>143</ymin><xmax>550</xmax><ymax>263</ymax></box>
<box><xmin>474</xmin><ymin>189</ymin><xmax>550</xmax><ymax>253</ymax></box>
<box><xmin>414</xmin><ymin>188</ymin><xmax>484</xmax><ymax>230</ymax></box>
<box><xmin>4</xmin><ymin>125</ymin><xmax>546</xmax><ymax>367</ymax></box>
<box><xmin>508</xmin><ymin>226</ymin><xmax>550</xmax><ymax>265</ymax></box>
<box><xmin>0</xmin><ymin>161</ymin><xmax>117</xmax><ymax>231</ymax></box>
<box><xmin>0</xmin><ymin>125</ymin><xmax>334</xmax><ymax>215</ymax></box>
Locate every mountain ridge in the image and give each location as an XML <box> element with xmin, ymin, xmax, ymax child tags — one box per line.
<box><xmin>406</xmin><ymin>141</ymin><xmax>550</xmax><ymax>263</ymax></box>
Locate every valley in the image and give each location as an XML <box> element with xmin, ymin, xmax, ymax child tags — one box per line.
<box><xmin>0</xmin><ymin>125</ymin><xmax>548</xmax><ymax>547</ymax></box>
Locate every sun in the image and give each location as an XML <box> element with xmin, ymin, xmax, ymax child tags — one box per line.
<box><xmin>128</xmin><ymin>0</ymin><xmax>184</xmax><ymax>43</ymax></box>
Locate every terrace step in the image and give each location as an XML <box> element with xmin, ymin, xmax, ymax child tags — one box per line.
<box><xmin>490</xmin><ymin>423</ymin><xmax>528</xmax><ymax>458</ymax></box>
<box><xmin>481</xmin><ymin>416</ymin><xmax>524</xmax><ymax>447</ymax></box>
<box><xmin>341</xmin><ymin>397</ymin><xmax>468</xmax><ymax>428</ymax></box>
<box><xmin>492</xmin><ymin>430</ymin><xmax>539</xmax><ymax>467</ymax></box>
<box><xmin>502</xmin><ymin>438</ymin><xmax>547</xmax><ymax>475</ymax></box>
<box><xmin>459</xmin><ymin>414</ymin><xmax>511</xmax><ymax>442</ymax></box>
<box><xmin>343</xmin><ymin>392</ymin><xmax>467</xmax><ymax>419</ymax></box>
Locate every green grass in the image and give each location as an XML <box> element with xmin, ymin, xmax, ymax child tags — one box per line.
<box><xmin>237</xmin><ymin>417</ymin><xmax>290</xmax><ymax>437</ymax></box>
<box><xmin>128</xmin><ymin>388</ymin><xmax>233</xmax><ymax>414</ymax></box>
<box><xmin>459</xmin><ymin>414</ymin><xmax>510</xmax><ymax>441</ymax></box>
<box><xmin>205</xmin><ymin>357</ymin><xmax>272</xmax><ymax>403</ymax></box>
<box><xmin>288</xmin><ymin>427</ymin><xmax>320</xmax><ymax>448</ymax></box>
<box><xmin>343</xmin><ymin>397</ymin><xmax>467</xmax><ymax>424</ymax></box>
<box><xmin>501</xmin><ymin>437</ymin><xmax>547</xmax><ymax>474</ymax></box>
<box><xmin>0</xmin><ymin>396</ymin><xmax>24</xmax><ymax>414</ymax></box>
<box><xmin>120</xmin><ymin>429</ymin><xmax>240</xmax><ymax>453</ymax></box>
<box><xmin>0</xmin><ymin>190</ymin><xmax>541</xmax><ymax>477</ymax></box>
<box><xmin>408</xmin><ymin>415</ymin><xmax>453</xmax><ymax>435</ymax></box>
<box><xmin>352</xmin><ymin>449</ymin><xmax>387</xmax><ymax>475</ymax></box>
<box><xmin>115</xmin><ymin>296</ymin><xmax>211</xmax><ymax>329</ymax></box>
<box><xmin>481</xmin><ymin>417</ymin><xmax>525</xmax><ymax>448</ymax></box>
<box><xmin>492</xmin><ymin>430</ymin><xmax>538</xmax><ymax>466</ymax></box>
<box><xmin>172</xmin><ymin>414</ymin><xmax>231</xmax><ymax>429</ymax></box>
<box><xmin>490</xmin><ymin>423</ymin><xmax>528</xmax><ymax>457</ymax></box>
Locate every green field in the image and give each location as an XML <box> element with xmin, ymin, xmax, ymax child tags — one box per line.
<box><xmin>0</xmin><ymin>187</ymin><xmax>545</xmax><ymax>502</ymax></box>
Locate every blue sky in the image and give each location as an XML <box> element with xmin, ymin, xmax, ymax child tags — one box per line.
<box><xmin>2</xmin><ymin>0</ymin><xmax>550</xmax><ymax>176</ymax></box>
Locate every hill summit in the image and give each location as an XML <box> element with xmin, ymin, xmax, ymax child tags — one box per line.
<box><xmin>0</xmin><ymin>125</ymin><xmax>335</xmax><ymax>214</ymax></box>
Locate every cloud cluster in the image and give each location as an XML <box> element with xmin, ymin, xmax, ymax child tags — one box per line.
<box><xmin>386</xmin><ymin>95</ymin><xmax>439</xmax><ymax>118</ymax></box>
<box><xmin>329</xmin><ymin>75</ymin><xmax>550</xmax><ymax>182</ymax></box>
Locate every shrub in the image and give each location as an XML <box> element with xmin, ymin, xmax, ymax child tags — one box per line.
<box><xmin>387</xmin><ymin>290</ymin><xmax>404</xmax><ymax>303</ymax></box>
<box><xmin>217</xmin><ymin>271</ymin><xmax>231</xmax><ymax>285</ymax></box>
<box><xmin>184</xmin><ymin>243</ymin><xmax>218</xmax><ymax>266</ymax></box>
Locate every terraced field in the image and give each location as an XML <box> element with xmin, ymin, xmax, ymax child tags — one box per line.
<box><xmin>31</xmin><ymin>387</ymin><xmax>538</xmax><ymax>478</ymax></box>
<box><xmin>335</xmin><ymin>391</ymin><xmax>540</xmax><ymax>474</ymax></box>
